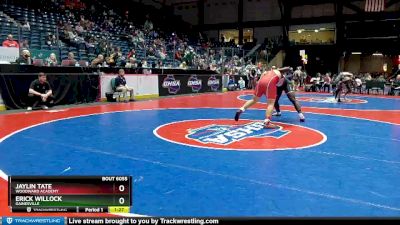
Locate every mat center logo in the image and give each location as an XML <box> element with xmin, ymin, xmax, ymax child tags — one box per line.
<box><xmin>187</xmin><ymin>122</ymin><xmax>289</xmax><ymax>145</ymax></box>
<box><xmin>297</xmin><ymin>96</ymin><xmax>367</xmax><ymax>104</ymax></box>
<box><xmin>154</xmin><ymin>119</ymin><xmax>326</xmax><ymax>151</ymax></box>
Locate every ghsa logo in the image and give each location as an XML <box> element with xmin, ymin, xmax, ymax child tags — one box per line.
<box><xmin>187</xmin><ymin>75</ymin><xmax>202</xmax><ymax>92</ymax></box>
<box><xmin>187</xmin><ymin>121</ymin><xmax>289</xmax><ymax>145</ymax></box>
<box><xmin>154</xmin><ymin>119</ymin><xmax>326</xmax><ymax>151</ymax></box>
<box><xmin>207</xmin><ymin>75</ymin><xmax>220</xmax><ymax>92</ymax></box>
<box><xmin>297</xmin><ymin>96</ymin><xmax>367</xmax><ymax>104</ymax></box>
<box><xmin>162</xmin><ymin>75</ymin><xmax>181</xmax><ymax>94</ymax></box>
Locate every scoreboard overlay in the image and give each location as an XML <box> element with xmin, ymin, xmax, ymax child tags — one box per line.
<box><xmin>8</xmin><ymin>176</ymin><xmax>132</xmax><ymax>213</ymax></box>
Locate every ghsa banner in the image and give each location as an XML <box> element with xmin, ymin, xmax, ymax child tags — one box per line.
<box><xmin>158</xmin><ymin>74</ymin><xmax>222</xmax><ymax>96</ymax></box>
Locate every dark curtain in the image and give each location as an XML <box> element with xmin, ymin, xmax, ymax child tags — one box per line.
<box><xmin>0</xmin><ymin>74</ymin><xmax>99</xmax><ymax>110</ymax></box>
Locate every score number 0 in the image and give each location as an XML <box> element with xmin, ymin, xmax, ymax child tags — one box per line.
<box><xmin>118</xmin><ymin>184</ymin><xmax>126</xmax><ymax>205</ymax></box>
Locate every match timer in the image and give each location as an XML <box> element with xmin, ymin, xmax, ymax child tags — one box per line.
<box><xmin>8</xmin><ymin>176</ymin><xmax>132</xmax><ymax>213</ymax></box>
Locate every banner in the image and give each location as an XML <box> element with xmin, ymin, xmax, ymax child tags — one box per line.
<box><xmin>30</xmin><ymin>49</ymin><xmax>60</xmax><ymax>61</ymax></box>
<box><xmin>158</xmin><ymin>74</ymin><xmax>222</xmax><ymax>96</ymax></box>
<box><xmin>0</xmin><ymin>47</ymin><xmax>19</xmax><ymax>63</ymax></box>
<box><xmin>100</xmin><ymin>74</ymin><xmax>159</xmax><ymax>100</ymax></box>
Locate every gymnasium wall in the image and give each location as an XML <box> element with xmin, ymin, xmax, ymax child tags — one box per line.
<box><xmin>291</xmin><ymin>3</ymin><xmax>335</xmax><ymax>18</ymax></box>
<box><xmin>172</xmin><ymin>0</ymin><xmax>339</xmax><ymax>26</ymax></box>
<box><xmin>254</xmin><ymin>26</ymin><xmax>283</xmax><ymax>42</ymax></box>
<box><xmin>340</xmin><ymin>55</ymin><xmax>394</xmax><ymax>74</ymax></box>
<box><xmin>243</xmin><ymin>0</ymin><xmax>281</xmax><ymax>22</ymax></box>
<box><xmin>204</xmin><ymin>0</ymin><xmax>239</xmax><ymax>24</ymax></box>
<box><xmin>100</xmin><ymin>74</ymin><xmax>160</xmax><ymax>100</ymax></box>
<box><xmin>172</xmin><ymin>1</ymin><xmax>199</xmax><ymax>25</ymax></box>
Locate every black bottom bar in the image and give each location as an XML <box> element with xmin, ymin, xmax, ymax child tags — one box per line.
<box><xmin>66</xmin><ymin>218</ymin><xmax>400</xmax><ymax>225</ymax></box>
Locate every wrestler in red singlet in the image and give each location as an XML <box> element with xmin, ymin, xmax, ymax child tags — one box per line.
<box><xmin>235</xmin><ymin>67</ymin><xmax>289</xmax><ymax>129</ymax></box>
<box><xmin>254</xmin><ymin>70</ymin><xmax>280</xmax><ymax>100</ymax></box>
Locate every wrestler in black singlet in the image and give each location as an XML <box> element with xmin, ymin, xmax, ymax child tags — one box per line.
<box><xmin>274</xmin><ymin>70</ymin><xmax>305</xmax><ymax>122</ymax></box>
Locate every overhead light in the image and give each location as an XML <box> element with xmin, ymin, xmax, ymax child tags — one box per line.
<box><xmin>297</xmin><ymin>29</ymin><xmax>302</xmax><ymax>33</ymax></box>
<box><xmin>352</xmin><ymin>52</ymin><xmax>362</xmax><ymax>55</ymax></box>
<box><xmin>320</xmin><ymin>28</ymin><xmax>326</xmax><ymax>31</ymax></box>
<box><xmin>373</xmin><ymin>53</ymin><xmax>383</xmax><ymax>56</ymax></box>
<box><xmin>314</xmin><ymin>29</ymin><xmax>319</xmax><ymax>33</ymax></box>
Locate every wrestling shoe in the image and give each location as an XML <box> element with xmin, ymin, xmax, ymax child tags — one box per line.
<box><xmin>272</xmin><ymin>111</ymin><xmax>282</xmax><ymax>116</ymax></box>
<box><xmin>299</xmin><ymin>113</ymin><xmax>305</xmax><ymax>122</ymax></box>
<box><xmin>234</xmin><ymin>109</ymin><xmax>243</xmax><ymax>121</ymax></box>
<box><xmin>264</xmin><ymin>121</ymin><xmax>279</xmax><ymax>129</ymax></box>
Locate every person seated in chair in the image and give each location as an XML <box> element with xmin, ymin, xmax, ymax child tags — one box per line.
<box><xmin>321</xmin><ymin>73</ymin><xmax>332</xmax><ymax>92</ymax></box>
<box><xmin>115</xmin><ymin>69</ymin><xmax>134</xmax><ymax>102</ymax></box>
<box><xmin>91</xmin><ymin>54</ymin><xmax>104</xmax><ymax>67</ymax></box>
<box><xmin>389</xmin><ymin>74</ymin><xmax>400</xmax><ymax>95</ymax></box>
<box><xmin>27</xmin><ymin>72</ymin><xmax>53</xmax><ymax>110</ymax></box>
<box><xmin>67</xmin><ymin>52</ymin><xmax>77</xmax><ymax>66</ymax></box>
<box><xmin>227</xmin><ymin>76</ymin><xmax>237</xmax><ymax>91</ymax></box>
<box><xmin>238</xmin><ymin>77</ymin><xmax>246</xmax><ymax>90</ymax></box>
<box><xmin>16</xmin><ymin>49</ymin><xmax>32</xmax><ymax>65</ymax></box>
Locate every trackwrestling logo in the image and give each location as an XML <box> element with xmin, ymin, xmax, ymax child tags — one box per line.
<box><xmin>187</xmin><ymin>122</ymin><xmax>289</xmax><ymax>145</ymax></box>
<box><xmin>187</xmin><ymin>75</ymin><xmax>202</xmax><ymax>92</ymax></box>
<box><xmin>154</xmin><ymin>119</ymin><xmax>327</xmax><ymax>151</ymax></box>
<box><xmin>162</xmin><ymin>75</ymin><xmax>181</xmax><ymax>94</ymax></box>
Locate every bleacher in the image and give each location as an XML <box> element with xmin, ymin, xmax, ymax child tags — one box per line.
<box><xmin>0</xmin><ymin>0</ymin><xmax>282</xmax><ymax>70</ymax></box>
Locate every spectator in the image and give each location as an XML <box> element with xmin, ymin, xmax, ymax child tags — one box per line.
<box><xmin>27</xmin><ymin>72</ymin><xmax>53</xmax><ymax>110</ymax></box>
<box><xmin>377</xmin><ymin>74</ymin><xmax>386</xmax><ymax>82</ymax></box>
<box><xmin>127</xmin><ymin>49</ymin><xmax>136</xmax><ymax>59</ymax></box>
<box><xmin>227</xmin><ymin>76</ymin><xmax>237</xmax><ymax>91</ymax></box>
<box><xmin>106</xmin><ymin>47</ymin><xmax>122</xmax><ymax>67</ymax></box>
<box><xmin>115</xmin><ymin>69</ymin><xmax>134</xmax><ymax>102</ymax></box>
<box><xmin>46</xmin><ymin>53</ymin><xmax>58</xmax><ymax>66</ymax></box>
<box><xmin>365</xmin><ymin>73</ymin><xmax>372</xmax><ymax>81</ymax></box>
<box><xmin>238</xmin><ymin>77</ymin><xmax>246</xmax><ymax>90</ymax></box>
<box><xmin>141</xmin><ymin>59</ymin><xmax>148</xmax><ymax>68</ymax></box>
<box><xmin>16</xmin><ymin>49</ymin><xmax>32</xmax><ymax>65</ymax></box>
<box><xmin>355</xmin><ymin>76</ymin><xmax>363</xmax><ymax>93</ymax></box>
<box><xmin>46</xmin><ymin>33</ymin><xmax>57</xmax><ymax>46</ymax></box>
<box><xmin>67</xmin><ymin>52</ymin><xmax>77</xmax><ymax>65</ymax></box>
<box><xmin>75</xmin><ymin>23</ymin><xmax>85</xmax><ymax>34</ymax></box>
<box><xmin>144</xmin><ymin>15</ymin><xmax>153</xmax><ymax>33</ymax></box>
<box><xmin>2</xmin><ymin>34</ymin><xmax>20</xmax><ymax>48</ymax></box>
<box><xmin>321</xmin><ymin>73</ymin><xmax>332</xmax><ymax>92</ymax></box>
<box><xmin>21</xmin><ymin>19</ymin><xmax>30</xmax><ymax>31</ymax></box>
<box><xmin>390</xmin><ymin>74</ymin><xmax>400</xmax><ymax>95</ymax></box>
<box><xmin>179</xmin><ymin>61</ymin><xmax>187</xmax><ymax>70</ymax></box>
<box><xmin>125</xmin><ymin>57</ymin><xmax>137</xmax><ymax>68</ymax></box>
<box><xmin>20</xmin><ymin>39</ymin><xmax>30</xmax><ymax>49</ymax></box>
<box><xmin>91</xmin><ymin>54</ymin><xmax>104</xmax><ymax>67</ymax></box>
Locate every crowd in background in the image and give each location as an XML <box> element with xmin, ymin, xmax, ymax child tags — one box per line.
<box><xmin>1</xmin><ymin>0</ymin><xmax>283</xmax><ymax>73</ymax></box>
<box><xmin>2</xmin><ymin>0</ymin><xmax>399</xmax><ymax>97</ymax></box>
